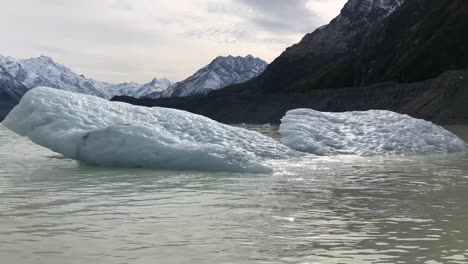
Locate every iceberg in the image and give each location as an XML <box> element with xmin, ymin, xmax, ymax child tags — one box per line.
<box><xmin>3</xmin><ymin>87</ymin><xmax>295</xmax><ymax>173</ymax></box>
<box><xmin>280</xmin><ymin>109</ymin><xmax>467</xmax><ymax>156</ymax></box>
<box><xmin>4</xmin><ymin>88</ymin><xmax>466</xmax><ymax>173</ymax></box>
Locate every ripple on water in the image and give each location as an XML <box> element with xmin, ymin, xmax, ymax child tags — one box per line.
<box><xmin>0</xmin><ymin>125</ymin><xmax>468</xmax><ymax>264</ymax></box>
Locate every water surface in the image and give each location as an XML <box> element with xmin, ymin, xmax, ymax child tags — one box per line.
<box><xmin>1</xmin><ymin>125</ymin><xmax>468</xmax><ymax>264</ymax></box>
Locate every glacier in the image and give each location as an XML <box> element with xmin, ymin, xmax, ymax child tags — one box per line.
<box><xmin>2</xmin><ymin>87</ymin><xmax>295</xmax><ymax>173</ymax></box>
<box><xmin>280</xmin><ymin>109</ymin><xmax>467</xmax><ymax>156</ymax></box>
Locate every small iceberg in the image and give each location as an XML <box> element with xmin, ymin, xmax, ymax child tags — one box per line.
<box><xmin>3</xmin><ymin>87</ymin><xmax>295</xmax><ymax>173</ymax></box>
<box><xmin>280</xmin><ymin>109</ymin><xmax>467</xmax><ymax>156</ymax></box>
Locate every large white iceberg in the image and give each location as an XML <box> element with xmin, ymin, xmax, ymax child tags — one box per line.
<box><xmin>3</xmin><ymin>87</ymin><xmax>295</xmax><ymax>173</ymax></box>
<box><xmin>280</xmin><ymin>109</ymin><xmax>467</xmax><ymax>156</ymax></box>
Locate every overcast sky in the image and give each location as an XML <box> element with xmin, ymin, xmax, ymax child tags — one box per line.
<box><xmin>0</xmin><ymin>0</ymin><xmax>346</xmax><ymax>83</ymax></box>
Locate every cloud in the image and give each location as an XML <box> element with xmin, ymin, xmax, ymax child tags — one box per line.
<box><xmin>0</xmin><ymin>0</ymin><xmax>346</xmax><ymax>83</ymax></box>
<box><xmin>237</xmin><ymin>0</ymin><xmax>320</xmax><ymax>33</ymax></box>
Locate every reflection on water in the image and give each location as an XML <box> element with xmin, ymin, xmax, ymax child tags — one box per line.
<box><xmin>0</xmin><ymin>125</ymin><xmax>468</xmax><ymax>264</ymax></box>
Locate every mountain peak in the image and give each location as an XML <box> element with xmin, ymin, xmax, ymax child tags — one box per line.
<box><xmin>161</xmin><ymin>55</ymin><xmax>268</xmax><ymax>98</ymax></box>
<box><xmin>38</xmin><ymin>55</ymin><xmax>55</xmax><ymax>63</ymax></box>
<box><xmin>341</xmin><ymin>0</ymin><xmax>403</xmax><ymax>18</ymax></box>
<box><xmin>210</xmin><ymin>55</ymin><xmax>267</xmax><ymax>67</ymax></box>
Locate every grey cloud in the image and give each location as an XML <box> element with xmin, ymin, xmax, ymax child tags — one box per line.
<box><xmin>181</xmin><ymin>27</ymin><xmax>247</xmax><ymax>43</ymax></box>
<box><xmin>199</xmin><ymin>0</ymin><xmax>321</xmax><ymax>43</ymax></box>
<box><xmin>236</xmin><ymin>0</ymin><xmax>321</xmax><ymax>34</ymax></box>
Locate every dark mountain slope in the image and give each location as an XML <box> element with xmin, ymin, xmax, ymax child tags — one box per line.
<box><xmin>312</xmin><ymin>0</ymin><xmax>468</xmax><ymax>90</ymax></box>
<box><xmin>0</xmin><ymin>66</ymin><xmax>29</xmax><ymax>120</ymax></box>
<box><xmin>0</xmin><ymin>90</ymin><xmax>17</xmax><ymax>121</ymax></box>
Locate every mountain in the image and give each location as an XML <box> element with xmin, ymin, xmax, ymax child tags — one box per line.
<box><xmin>160</xmin><ymin>55</ymin><xmax>267</xmax><ymax>98</ymax></box>
<box><xmin>222</xmin><ymin>0</ymin><xmax>404</xmax><ymax>95</ymax></box>
<box><xmin>0</xmin><ymin>55</ymin><xmax>172</xmax><ymax>100</ymax></box>
<box><xmin>0</xmin><ymin>55</ymin><xmax>110</xmax><ymax>98</ymax></box>
<box><xmin>133</xmin><ymin>78</ymin><xmax>173</xmax><ymax>98</ymax></box>
<box><xmin>107</xmin><ymin>78</ymin><xmax>173</xmax><ymax>99</ymax></box>
<box><xmin>114</xmin><ymin>0</ymin><xmax>468</xmax><ymax>124</ymax></box>
<box><xmin>0</xmin><ymin>66</ymin><xmax>29</xmax><ymax>119</ymax></box>
<box><xmin>311</xmin><ymin>0</ymin><xmax>468</xmax><ymax>89</ymax></box>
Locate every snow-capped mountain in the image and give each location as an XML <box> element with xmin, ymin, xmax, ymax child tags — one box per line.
<box><xmin>0</xmin><ymin>55</ymin><xmax>110</xmax><ymax>98</ymax></box>
<box><xmin>105</xmin><ymin>78</ymin><xmax>172</xmax><ymax>99</ymax></box>
<box><xmin>129</xmin><ymin>78</ymin><xmax>173</xmax><ymax>98</ymax></box>
<box><xmin>161</xmin><ymin>55</ymin><xmax>267</xmax><ymax>98</ymax></box>
<box><xmin>0</xmin><ymin>55</ymin><xmax>171</xmax><ymax>100</ymax></box>
<box><xmin>0</xmin><ymin>54</ymin><xmax>265</xmax><ymax>102</ymax></box>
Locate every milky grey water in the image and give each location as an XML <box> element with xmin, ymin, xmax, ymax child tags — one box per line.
<box><xmin>1</xmin><ymin>124</ymin><xmax>468</xmax><ymax>264</ymax></box>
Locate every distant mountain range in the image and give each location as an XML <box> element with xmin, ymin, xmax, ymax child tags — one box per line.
<box><xmin>0</xmin><ymin>54</ymin><xmax>267</xmax><ymax>120</ymax></box>
<box><xmin>0</xmin><ymin>55</ymin><xmax>173</xmax><ymax>99</ymax></box>
<box><xmin>115</xmin><ymin>0</ymin><xmax>468</xmax><ymax>124</ymax></box>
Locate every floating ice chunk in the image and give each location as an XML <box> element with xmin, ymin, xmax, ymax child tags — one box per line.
<box><xmin>3</xmin><ymin>87</ymin><xmax>295</xmax><ymax>173</ymax></box>
<box><xmin>280</xmin><ymin>109</ymin><xmax>467</xmax><ymax>156</ymax></box>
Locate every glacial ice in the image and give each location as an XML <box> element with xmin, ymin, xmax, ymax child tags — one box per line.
<box><xmin>3</xmin><ymin>87</ymin><xmax>295</xmax><ymax>173</ymax></box>
<box><xmin>280</xmin><ymin>109</ymin><xmax>468</xmax><ymax>156</ymax></box>
<box><xmin>4</xmin><ymin>88</ymin><xmax>466</xmax><ymax>173</ymax></box>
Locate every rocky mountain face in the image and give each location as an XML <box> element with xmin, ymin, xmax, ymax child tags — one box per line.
<box><xmin>161</xmin><ymin>55</ymin><xmax>267</xmax><ymax>98</ymax></box>
<box><xmin>0</xmin><ymin>66</ymin><xmax>29</xmax><ymax>119</ymax></box>
<box><xmin>315</xmin><ymin>0</ymin><xmax>468</xmax><ymax>88</ymax></box>
<box><xmin>223</xmin><ymin>0</ymin><xmax>404</xmax><ymax>94</ymax></box>
<box><xmin>0</xmin><ymin>55</ymin><xmax>172</xmax><ymax>100</ymax></box>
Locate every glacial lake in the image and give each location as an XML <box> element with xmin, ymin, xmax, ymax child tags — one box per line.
<box><xmin>1</xmin><ymin>124</ymin><xmax>468</xmax><ymax>264</ymax></box>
